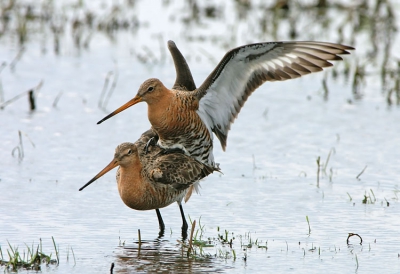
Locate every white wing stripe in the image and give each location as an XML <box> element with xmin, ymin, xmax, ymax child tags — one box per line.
<box><xmin>196</xmin><ymin>41</ymin><xmax>353</xmax><ymax>150</ymax></box>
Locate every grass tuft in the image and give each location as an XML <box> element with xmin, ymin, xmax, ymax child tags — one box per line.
<box><xmin>0</xmin><ymin>238</ymin><xmax>64</xmax><ymax>271</ymax></box>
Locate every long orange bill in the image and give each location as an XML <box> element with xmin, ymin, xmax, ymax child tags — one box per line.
<box><xmin>79</xmin><ymin>159</ymin><xmax>118</xmax><ymax>191</ymax></box>
<box><xmin>97</xmin><ymin>96</ymin><xmax>142</xmax><ymax>124</ymax></box>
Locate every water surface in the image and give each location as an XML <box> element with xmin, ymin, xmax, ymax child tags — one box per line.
<box><xmin>1</xmin><ymin>0</ymin><xmax>400</xmax><ymax>273</ymax></box>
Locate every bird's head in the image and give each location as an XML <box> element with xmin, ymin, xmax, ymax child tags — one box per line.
<box><xmin>136</xmin><ymin>78</ymin><xmax>166</xmax><ymax>104</ymax></box>
<box><xmin>97</xmin><ymin>78</ymin><xmax>166</xmax><ymax>124</ymax></box>
<box><xmin>79</xmin><ymin>143</ymin><xmax>139</xmax><ymax>191</ymax></box>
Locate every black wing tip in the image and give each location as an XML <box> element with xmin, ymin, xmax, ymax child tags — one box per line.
<box><xmin>327</xmin><ymin>45</ymin><xmax>355</xmax><ymax>53</ymax></box>
<box><xmin>289</xmin><ymin>41</ymin><xmax>355</xmax><ymax>52</ymax></box>
<box><xmin>167</xmin><ymin>40</ymin><xmax>176</xmax><ymax>48</ymax></box>
<box><xmin>343</xmin><ymin>46</ymin><xmax>355</xmax><ymax>50</ymax></box>
<box><xmin>341</xmin><ymin>50</ymin><xmax>353</xmax><ymax>55</ymax></box>
<box><xmin>212</xmin><ymin>127</ymin><xmax>227</xmax><ymax>151</ymax></box>
<box><xmin>324</xmin><ymin>44</ymin><xmax>355</xmax><ymax>51</ymax></box>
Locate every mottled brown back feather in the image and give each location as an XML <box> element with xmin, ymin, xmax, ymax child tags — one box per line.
<box><xmin>134</xmin><ymin>129</ymin><xmax>218</xmax><ymax>191</ymax></box>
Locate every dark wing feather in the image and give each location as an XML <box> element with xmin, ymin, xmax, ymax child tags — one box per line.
<box><xmin>168</xmin><ymin>40</ymin><xmax>196</xmax><ymax>91</ymax></box>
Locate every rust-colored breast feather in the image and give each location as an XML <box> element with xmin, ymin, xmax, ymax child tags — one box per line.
<box><xmin>146</xmin><ymin>90</ymin><xmax>214</xmax><ymax>166</ymax></box>
<box><xmin>157</xmin><ymin>92</ymin><xmax>201</xmax><ymax>135</ymax></box>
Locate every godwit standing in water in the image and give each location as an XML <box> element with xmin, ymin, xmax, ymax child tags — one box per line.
<box><xmin>79</xmin><ymin>129</ymin><xmax>218</xmax><ymax>238</ymax></box>
<box><xmin>98</xmin><ymin>41</ymin><xmax>354</xmax><ymax>167</ymax></box>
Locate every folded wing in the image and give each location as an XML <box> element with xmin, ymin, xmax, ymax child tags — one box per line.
<box><xmin>151</xmin><ymin>154</ymin><xmax>217</xmax><ymax>190</ymax></box>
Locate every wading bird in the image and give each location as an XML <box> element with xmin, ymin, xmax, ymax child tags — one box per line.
<box><xmin>98</xmin><ymin>41</ymin><xmax>353</xmax><ymax>168</ymax></box>
<box><xmin>79</xmin><ymin>130</ymin><xmax>218</xmax><ymax>238</ymax></box>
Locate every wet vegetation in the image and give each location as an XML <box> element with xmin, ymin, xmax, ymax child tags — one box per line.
<box><xmin>0</xmin><ymin>237</ymin><xmax>74</xmax><ymax>272</ymax></box>
<box><xmin>1</xmin><ymin>0</ymin><xmax>399</xmax><ymax>273</ymax></box>
<box><xmin>0</xmin><ymin>0</ymin><xmax>399</xmax><ymax>107</ymax></box>
<box><xmin>114</xmin><ymin>217</ymin><xmax>371</xmax><ymax>272</ymax></box>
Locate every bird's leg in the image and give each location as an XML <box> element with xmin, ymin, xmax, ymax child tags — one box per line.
<box><xmin>179</xmin><ymin>204</ymin><xmax>188</xmax><ymax>240</ymax></box>
<box><xmin>155</xmin><ymin>209</ymin><xmax>165</xmax><ymax>237</ymax></box>
<box><xmin>144</xmin><ymin>137</ymin><xmax>157</xmax><ymax>154</ymax></box>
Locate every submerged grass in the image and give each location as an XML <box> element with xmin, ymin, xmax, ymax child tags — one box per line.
<box><xmin>183</xmin><ymin>219</ymin><xmax>352</xmax><ymax>264</ymax></box>
<box><xmin>11</xmin><ymin>130</ymin><xmax>36</xmax><ymax>162</ymax></box>
<box><xmin>347</xmin><ymin>187</ymin><xmax>393</xmax><ymax>206</ymax></box>
<box><xmin>0</xmin><ymin>80</ymin><xmax>43</xmax><ymax>110</ymax></box>
<box><xmin>315</xmin><ymin>148</ymin><xmax>336</xmax><ymax>185</ymax></box>
<box><xmin>122</xmin><ymin>218</ymin><xmax>378</xmax><ymax>269</ymax></box>
<box><xmin>184</xmin><ymin>218</ymin><xmax>270</xmax><ymax>262</ymax></box>
<box><xmin>0</xmin><ymin>0</ymin><xmax>397</xmax><ymax>107</ymax></box>
<box><xmin>306</xmin><ymin>216</ymin><xmax>311</xmax><ymax>235</ymax></box>
<box><xmin>0</xmin><ymin>238</ymin><xmax>72</xmax><ymax>271</ymax></box>
<box><xmin>356</xmin><ymin>165</ymin><xmax>368</xmax><ymax>180</ymax></box>
<box><xmin>362</xmin><ymin>189</ymin><xmax>376</xmax><ymax>204</ymax></box>
<box><xmin>346</xmin><ymin>192</ymin><xmax>353</xmax><ymax>201</ymax></box>
<box><xmin>51</xmin><ymin>236</ymin><xmax>59</xmax><ymax>265</ymax></box>
<box><xmin>185</xmin><ymin>217</ymin><xmax>214</xmax><ymax>260</ymax></box>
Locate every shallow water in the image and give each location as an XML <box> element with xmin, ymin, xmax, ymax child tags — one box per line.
<box><xmin>1</xmin><ymin>0</ymin><xmax>400</xmax><ymax>273</ymax></box>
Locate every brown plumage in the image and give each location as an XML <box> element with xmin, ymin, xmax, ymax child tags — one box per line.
<box><xmin>79</xmin><ymin>129</ymin><xmax>218</xmax><ymax>238</ymax></box>
<box><xmin>97</xmin><ymin>41</ymin><xmax>354</xmax><ymax>168</ymax></box>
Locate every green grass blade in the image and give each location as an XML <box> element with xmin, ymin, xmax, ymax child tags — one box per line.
<box><xmin>51</xmin><ymin>236</ymin><xmax>59</xmax><ymax>265</ymax></box>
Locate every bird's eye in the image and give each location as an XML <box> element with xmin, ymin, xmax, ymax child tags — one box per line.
<box><xmin>147</xmin><ymin>86</ymin><xmax>154</xmax><ymax>92</ymax></box>
<box><xmin>127</xmin><ymin>149</ymin><xmax>132</xmax><ymax>155</ymax></box>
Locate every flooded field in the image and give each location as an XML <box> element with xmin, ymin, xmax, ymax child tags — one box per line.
<box><xmin>1</xmin><ymin>0</ymin><xmax>400</xmax><ymax>273</ymax></box>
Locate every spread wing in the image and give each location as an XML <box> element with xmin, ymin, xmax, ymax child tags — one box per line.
<box><xmin>150</xmin><ymin>154</ymin><xmax>216</xmax><ymax>190</ymax></box>
<box><xmin>195</xmin><ymin>41</ymin><xmax>354</xmax><ymax>150</ymax></box>
<box><xmin>168</xmin><ymin>40</ymin><xmax>196</xmax><ymax>91</ymax></box>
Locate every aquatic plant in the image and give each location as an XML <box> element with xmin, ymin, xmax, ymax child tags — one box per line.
<box><xmin>0</xmin><ymin>237</ymin><xmax>73</xmax><ymax>271</ymax></box>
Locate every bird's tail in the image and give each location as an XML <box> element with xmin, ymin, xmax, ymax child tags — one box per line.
<box><xmin>184</xmin><ymin>181</ymin><xmax>202</xmax><ymax>203</ymax></box>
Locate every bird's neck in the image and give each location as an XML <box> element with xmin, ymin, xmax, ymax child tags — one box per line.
<box><xmin>147</xmin><ymin>89</ymin><xmax>176</xmax><ymax>128</ymax></box>
<box><xmin>147</xmin><ymin>90</ymin><xmax>199</xmax><ymax>135</ymax></box>
<box><xmin>117</xmin><ymin>160</ymin><xmax>147</xmax><ymax>210</ymax></box>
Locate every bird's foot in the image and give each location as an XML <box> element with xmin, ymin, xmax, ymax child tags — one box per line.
<box><xmin>158</xmin><ymin>229</ymin><xmax>165</xmax><ymax>239</ymax></box>
<box><xmin>144</xmin><ymin>137</ymin><xmax>158</xmax><ymax>154</ymax></box>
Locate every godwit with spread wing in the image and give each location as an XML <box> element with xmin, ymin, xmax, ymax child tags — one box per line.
<box><xmin>98</xmin><ymin>41</ymin><xmax>354</xmax><ymax>167</ymax></box>
<box><xmin>79</xmin><ymin>129</ymin><xmax>218</xmax><ymax>238</ymax></box>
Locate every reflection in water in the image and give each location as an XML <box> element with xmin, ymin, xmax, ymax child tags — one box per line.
<box><xmin>113</xmin><ymin>237</ymin><xmax>225</xmax><ymax>273</ymax></box>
